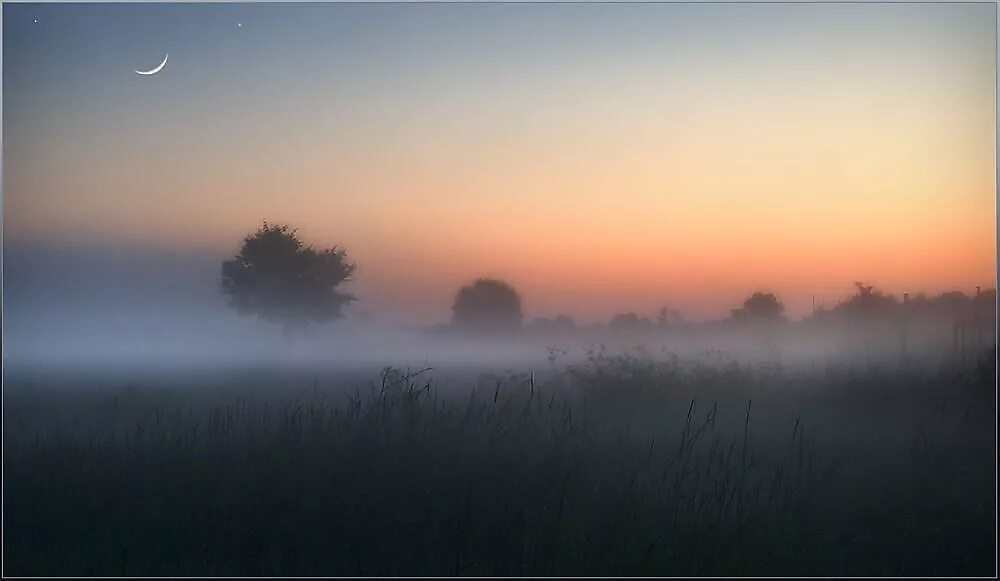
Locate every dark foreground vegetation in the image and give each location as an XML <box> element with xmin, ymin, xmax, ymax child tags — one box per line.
<box><xmin>4</xmin><ymin>350</ymin><xmax>996</xmax><ymax>576</ymax></box>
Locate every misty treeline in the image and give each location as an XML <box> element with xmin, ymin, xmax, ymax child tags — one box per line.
<box><xmin>220</xmin><ymin>223</ymin><xmax>996</xmax><ymax>342</ymax></box>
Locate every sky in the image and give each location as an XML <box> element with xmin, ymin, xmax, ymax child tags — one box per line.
<box><xmin>3</xmin><ymin>2</ymin><xmax>996</xmax><ymax>326</ymax></box>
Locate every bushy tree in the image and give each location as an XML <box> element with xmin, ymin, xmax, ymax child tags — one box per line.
<box><xmin>221</xmin><ymin>223</ymin><xmax>355</xmax><ymax>335</ymax></box>
<box><xmin>527</xmin><ymin>314</ymin><xmax>577</xmax><ymax>336</ymax></box>
<box><xmin>551</xmin><ymin>314</ymin><xmax>577</xmax><ymax>334</ymax></box>
<box><xmin>731</xmin><ymin>292</ymin><xmax>785</xmax><ymax>322</ymax></box>
<box><xmin>834</xmin><ymin>282</ymin><xmax>898</xmax><ymax>319</ymax></box>
<box><xmin>451</xmin><ymin>278</ymin><xmax>523</xmax><ymax>333</ymax></box>
<box><xmin>609</xmin><ymin>312</ymin><xmax>654</xmax><ymax>333</ymax></box>
<box><xmin>656</xmin><ymin>307</ymin><xmax>685</xmax><ymax>327</ymax></box>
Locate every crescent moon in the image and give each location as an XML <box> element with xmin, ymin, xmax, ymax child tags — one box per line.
<box><xmin>135</xmin><ymin>54</ymin><xmax>168</xmax><ymax>76</ymax></box>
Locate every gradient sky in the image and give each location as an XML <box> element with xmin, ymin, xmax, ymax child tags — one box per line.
<box><xmin>3</xmin><ymin>3</ymin><xmax>996</xmax><ymax>324</ymax></box>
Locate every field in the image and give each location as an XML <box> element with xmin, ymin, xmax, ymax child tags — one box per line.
<box><xmin>3</xmin><ymin>348</ymin><xmax>996</xmax><ymax>576</ymax></box>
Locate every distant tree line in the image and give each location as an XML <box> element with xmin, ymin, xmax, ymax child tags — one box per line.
<box><xmin>220</xmin><ymin>223</ymin><xmax>996</xmax><ymax>338</ymax></box>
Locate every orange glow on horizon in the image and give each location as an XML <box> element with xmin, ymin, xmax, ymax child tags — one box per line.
<box><xmin>4</xmin><ymin>3</ymin><xmax>994</xmax><ymax>324</ymax></box>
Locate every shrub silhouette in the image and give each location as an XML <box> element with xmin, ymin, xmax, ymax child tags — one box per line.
<box><xmin>551</xmin><ymin>313</ymin><xmax>577</xmax><ymax>333</ymax></box>
<box><xmin>731</xmin><ymin>292</ymin><xmax>785</xmax><ymax>322</ymax></box>
<box><xmin>656</xmin><ymin>307</ymin><xmax>685</xmax><ymax>327</ymax></box>
<box><xmin>451</xmin><ymin>278</ymin><xmax>523</xmax><ymax>333</ymax></box>
<box><xmin>832</xmin><ymin>282</ymin><xmax>898</xmax><ymax>320</ymax></box>
<box><xmin>609</xmin><ymin>312</ymin><xmax>654</xmax><ymax>333</ymax></box>
<box><xmin>527</xmin><ymin>314</ymin><xmax>576</xmax><ymax>336</ymax></box>
<box><xmin>221</xmin><ymin>223</ymin><xmax>355</xmax><ymax>335</ymax></box>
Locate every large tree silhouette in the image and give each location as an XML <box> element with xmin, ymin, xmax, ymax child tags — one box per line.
<box><xmin>451</xmin><ymin>278</ymin><xmax>523</xmax><ymax>333</ymax></box>
<box><xmin>221</xmin><ymin>223</ymin><xmax>355</xmax><ymax>335</ymax></box>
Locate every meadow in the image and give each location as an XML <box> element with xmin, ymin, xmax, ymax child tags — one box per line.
<box><xmin>3</xmin><ymin>347</ymin><xmax>995</xmax><ymax>576</ymax></box>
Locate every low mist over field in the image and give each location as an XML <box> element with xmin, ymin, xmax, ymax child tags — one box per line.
<box><xmin>3</xmin><ymin>236</ymin><xmax>994</xmax><ymax>372</ymax></box>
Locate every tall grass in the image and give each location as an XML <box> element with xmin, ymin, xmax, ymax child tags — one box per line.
<box><xmin>3</xmin><ymin>354</ymin><xmax>995</xmax><ymax>576</ymax></box>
